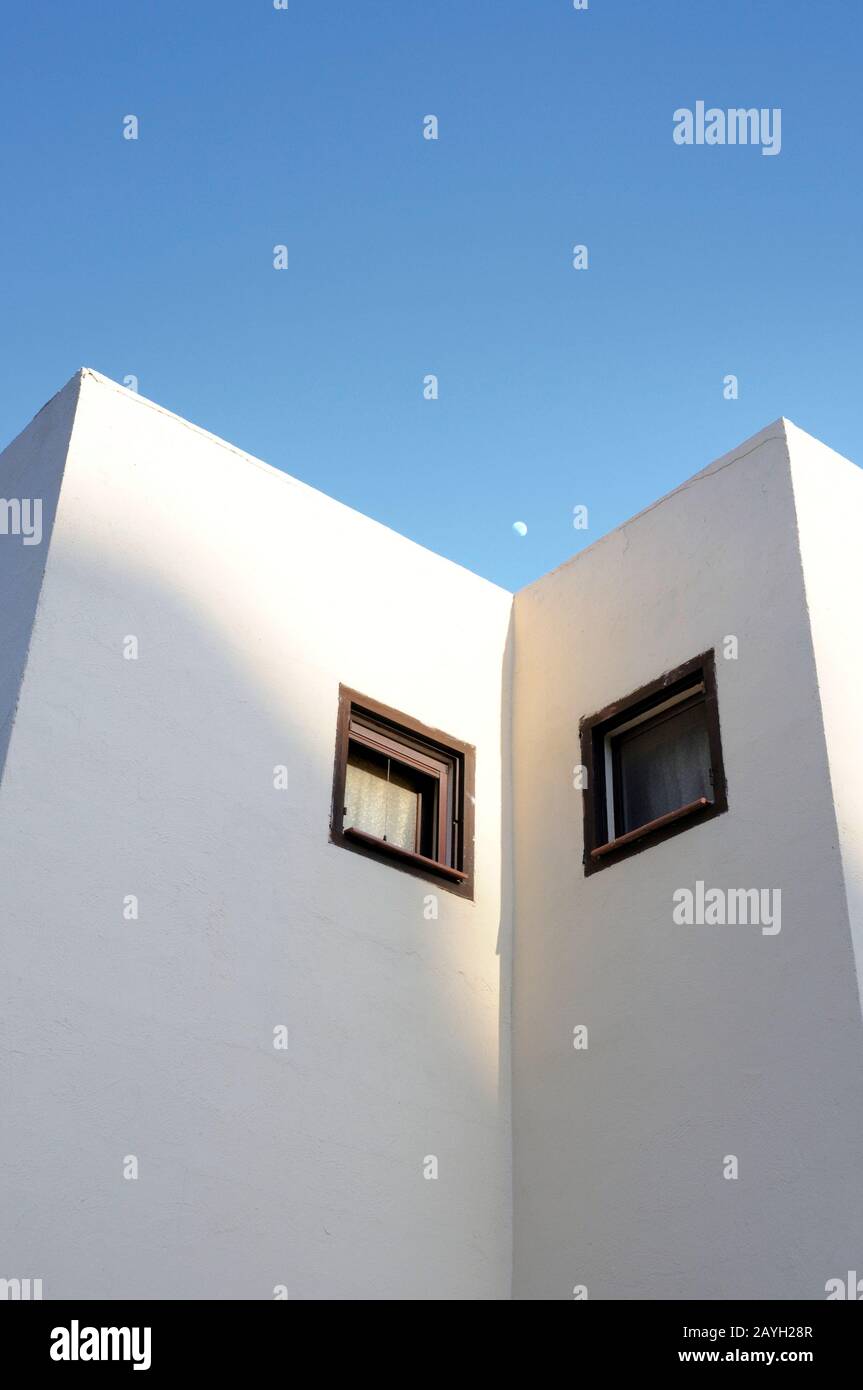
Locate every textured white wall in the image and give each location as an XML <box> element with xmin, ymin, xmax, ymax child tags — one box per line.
<box><xmin>0</xmin><ymin>370</ymin><xmax>513</xmax><ymax>1300</ymax></box>
<box><xmin>5</xmin><ymin>379</ymin><xmax>862</xmax><ymax>1304</ymax></box>
<box><xmin>511</xmin><ymin>422</ymin><xmax>863</xmax><ymax>1299</ymax></box>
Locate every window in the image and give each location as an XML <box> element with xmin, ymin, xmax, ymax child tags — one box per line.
<box><xmin>330</xmin><ymin>687</ymin><xmax>474</xmax><ymax>897</ymax></box>
<box><xmin>579</xmin><ymin>651</ymin><xmax>727</xmax><ymax>874</ymax></box>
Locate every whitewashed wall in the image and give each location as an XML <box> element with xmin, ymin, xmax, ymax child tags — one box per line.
<box><xmin>4</xmin><ymin>379</ymin><xmax>862</xmax><ymax>1304</ymax></box>
<box><xmin>511</xmin><ymin>421</ymin><xmax>863</xmax><ymax>1299</ymax></box>
<box><xmin>0</xmin><ymin>370</ymin><xmax>513</xmax><ymax>1300</ymax></box>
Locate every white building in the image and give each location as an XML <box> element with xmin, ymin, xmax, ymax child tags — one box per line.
<box><xmin>2</xmin><ymin>369</ymin><xmax>862</xmax><ymax>1300</ymax></box>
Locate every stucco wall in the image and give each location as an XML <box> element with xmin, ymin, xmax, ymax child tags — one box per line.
<box><xmin>511</xmin><ymin>422</ymin><xmax>863</xmax><ymax>1299</ymax></box>
<box><xmin>0</xmin><ymin>370</ymin><xmax>513</xmax><ymax>1300</ymax></box>
<box><xmin>5</xmin><ymin>379</ymin><xmax>862</xmax><ymax>1303</ymax></box>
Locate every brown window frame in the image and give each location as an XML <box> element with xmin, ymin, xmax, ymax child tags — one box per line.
<box><xmin>330</xmin><ymin>686</ymin><xmax>475</xmax><ymax>899</ymax></box>
<box><xmin>579</xmin><ymin>650</ymin><xmax>727</xmax><ymax>876</ymax></box>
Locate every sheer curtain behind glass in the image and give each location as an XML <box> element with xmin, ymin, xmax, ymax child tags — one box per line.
<box><xmin>617</xmin><ymin>703</ymin><xmax>711</xmax><ymax>833</ymax></box>
<box><xmin>344</xmin><ymin>750</ymin><xmax>419</xmax><ymax>851</ymax></box>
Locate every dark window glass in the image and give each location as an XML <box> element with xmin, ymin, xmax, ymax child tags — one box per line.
<box><xmin>579</xmin><ymin>651</ymin><xmax>728</xmax><ymax>875</ymax></box>
<box><xmin>613</xmin><ymin>698</ymin><xmax>711</xmax><ymax>835</ymax></box>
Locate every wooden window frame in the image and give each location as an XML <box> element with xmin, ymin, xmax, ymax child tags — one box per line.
<box><xmin>330</xmin><ymin>686</ymin><xmax>475</xmax><ymax>899</ymax></box>
<box><xmin>579</xmin><ymin>650</ymin><xmax>727</xmax><ymax>876</ymax></box>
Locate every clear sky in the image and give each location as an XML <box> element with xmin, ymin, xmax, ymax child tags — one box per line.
<box><xmin>1</xmin><ymin>1</ymin><xmax>860</xmax><ymax>591</ymax></box>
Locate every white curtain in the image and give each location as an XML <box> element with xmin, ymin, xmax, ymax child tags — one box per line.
<box><xmin>344</xmin><ymin>753</ymin><xmax>419</xmax><ymax>851</ymax></box>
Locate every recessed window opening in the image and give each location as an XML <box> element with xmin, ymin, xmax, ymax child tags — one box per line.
<box><xmin>331</xmin><ymin>689</ymin><xmax>475</xmax><ymax>897</ymax></box>
<box><xmin>580</xmin><ymin>652</ymin><xmax>727</xmax><ymax>874</ymax></box>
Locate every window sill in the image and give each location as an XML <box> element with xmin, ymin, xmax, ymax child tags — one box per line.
<box><xmin>342</xmin><ymin>826</ymin><xmax>468</xmax><ymax>882</ymax></box>
<box><xmin>590</xmin><ymin>796</ymin><xmax>711</xmax><ymax>861</ymax></box>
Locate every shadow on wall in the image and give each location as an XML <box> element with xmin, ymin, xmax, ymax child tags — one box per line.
<box><xmin>0</xmin><ymin>384</ymin><xmax>78</xmax><ymax>788</ymax></box>
<box><xmin>0</xmin><ymin>535</ymin><xmax>511</xmax><ymax>1299</ymax></box>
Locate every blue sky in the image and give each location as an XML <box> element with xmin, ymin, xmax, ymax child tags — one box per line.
<box><xmin>1</xmin><ymin>0</ymin><xmax>860</xmax><ymax>590</ymax></box>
